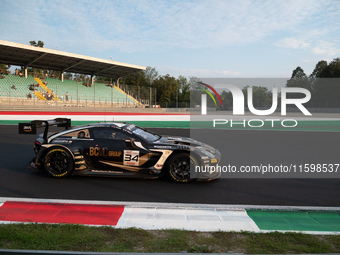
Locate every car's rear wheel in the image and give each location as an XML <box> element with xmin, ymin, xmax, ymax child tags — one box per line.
<box><xmin>44</xmin><ymin>148</ymin><xmax>74</xmax><ymax>178</ymax></box>
<box><xmin>167</xmin><ymin>152</ymin><xmax>198</xmax><ymax>182</ymax></box>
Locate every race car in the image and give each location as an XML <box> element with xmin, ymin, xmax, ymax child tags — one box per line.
<box><xmin>19</xmin><ymin>118</ymin><xmax>221</xmax><ymax>182</ymax></box>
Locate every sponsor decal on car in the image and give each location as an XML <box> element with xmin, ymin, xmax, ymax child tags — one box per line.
<box><xmin>23</xmin><ymin>126</ymin><xmax>33</xmax><ymax>132</ymax></box>
<box><xmin>89</xmin><ymin>147</ymin><xmax>122</xmax><ymax>157</ymax></box>
<box><xmin>124</xmin><ymin>150</ymin><xmax>140</xmax><ymax>166</ymax></box>
<box><xmin>211</xmin><ymin>158</ymin><xmax>218</xmax><ymax>163</ymax></box>
<box><xmin>167</xmin><ymin>137</ymin><xmax>182</xmax><ymax>140</ymax></box>
<box><xmin>54</xmin><ymin>139</ymin><xmax>72</xmax><ymax>144</ymax></box>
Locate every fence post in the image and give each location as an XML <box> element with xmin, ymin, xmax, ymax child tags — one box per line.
<box><xmin>150</xmin><ymin>87</ymin><xmax>152</xmax><ymax>108</ymax></box>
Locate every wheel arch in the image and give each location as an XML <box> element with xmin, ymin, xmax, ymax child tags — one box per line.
<box><xmin>41</xmin><ymin>145</ymin><xmax>76</xmax><ymax>178</ymax></box>
<box><xmin>164</xmin><ymin>149</ymin><xmax>202</xmax><ymax>182</ymax></box>
<box><xmin>37</xmin><ymin>144</ymin><xmax>75</xmax><ymax>163</ymax></box>
<box><xmin>163</xmin><ymin>149</ymin><xmax>201</xmax><ymax>167</ymax></box>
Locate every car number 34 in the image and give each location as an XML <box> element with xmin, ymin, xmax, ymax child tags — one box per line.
<box><xmin>124</xmin><ymin>150</ymin><xmax>140</xmax><ymax>166</ymax></box>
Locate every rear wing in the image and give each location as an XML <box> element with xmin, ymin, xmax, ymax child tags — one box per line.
<box><xmin>19</xmin><ymin>118</ymin><xmax>71</xmax><ymax>143</ymax></box>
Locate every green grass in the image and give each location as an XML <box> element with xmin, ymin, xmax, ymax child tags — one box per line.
<box><xmin>0</xmin><ymin>224</ymin><xmax>339</xmax><ymax>253</ymax></box>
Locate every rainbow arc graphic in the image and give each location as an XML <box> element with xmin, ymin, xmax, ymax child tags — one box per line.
<box><xmin>196</xmin><ymin>82</ymin><xmax>222</xmax><ymax>107</ymax></box>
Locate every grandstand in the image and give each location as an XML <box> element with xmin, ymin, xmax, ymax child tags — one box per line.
<box><xmin>0</xmin><ymin>40</ymin><xmax>147</xmax><ymax>108</ymax></box>
<box><xmin>0</xmin><ymin>73</ymin><xmax>139</xmax><ymax>107</ymax></box>
<box><xmin>0</xmin><ymin>73</ymin><xmax>35</xmax><ymax>98</ymax></box>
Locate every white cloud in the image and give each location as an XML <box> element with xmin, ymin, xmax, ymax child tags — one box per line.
<box><xmin>274</xmin><ymin>38</ymin><xmax>310</xmax><ymax>49</ymax></box>
<box><xmin>1</xmin><ymin>0</ymin><xmax>339</xmax><ymax>78</ymax></box>
<box><xmin>1</xmin><ymin>0</ymin><xmax>331</xmax><ymax>53</ymax></box>
<box><xmin>312</xmin><ymin>41</ymin><xmax>340</xmax><ymax>56</ymax></box>
<box><xmin>275</xmin><ymin>37</ymin><xmax>340</xmax><ymax>59</ymax></box>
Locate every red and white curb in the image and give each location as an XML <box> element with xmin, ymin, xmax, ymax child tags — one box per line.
<box><xmin>1</xmin><ymin>197</ymin><xmax>339</xmax><ymax>234</ymax></box>
<box><xmin>117</xmin><ymin>207</ymin><xmax>258</xmax><ymax>232</ymax></box>
<box><xmin>0</xmin><ymin>197</ymin><xmax>259</xmax><ymax>232</ymax></box>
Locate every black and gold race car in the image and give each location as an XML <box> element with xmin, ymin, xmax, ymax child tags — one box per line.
<box><xmin>19</xmin><ymin>118</ymin><xmax>221</xmax><ymax>182</ymax></box>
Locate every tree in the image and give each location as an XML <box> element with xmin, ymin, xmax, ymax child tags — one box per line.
<box><xmin>291</xmin><ymin>66</ymin><xmax>307</xmax><ymax>79</ymax></box>
<box><xmin>247</xmin><ymin>86</ymin><xmax>273</xmax><ymax>107</ymax></box>
<box><xmin>177</xmin><ymin>75</ymin><xmax>190</xmax><ymax>104</ymax></box>
<box><xmin>220</xmin><ymin>90</ymin><xmax>233</xmax><ymax>109</ymax></box>
<box><xmin>121</xmin><ymin>70</ymin><xmax>147</xmax><ymax>86</ymax></box>
<box><xmin>144</xmin><ymin>66</ymin><xmax>159</xmax><ymax>86</ymax></box>
<box><xmin>63</xmin><ymin>72</ymin><xmax>73</xmax><ymax>80</ymax></box>
<box><xmin>0</xmin><ymin>64</ymin><xmax>10</xmax><ymax>71</ymax></box>
<box><xmin>313</xmin><ymin>58</ymin><xmax>340</xmax><ymax>107</ymax></box>
<box><xmin>287</xmin><ymin>66</ymin><xmax>312</xmax><ymax>90</ymax></box>
<box><xmin>29</xmin><ymin>40</ymin><xmax>44</xmax><ymax>47</ymax></box>
<box><xmin>285</xmin><ymin>66</ymin><xmax>312</xmax><ymax>107</ymax></box>
<box><xmin>288</xmin><ymin>58</ymin><xmax>340</xmax><ymax>108</ymax></box>
<box><xmin>318</xmin><ymin>58</ymin><xmax>340</xmax><ymax>78</ymax></box>
<box><xmin>310</xmin><ymin>60</ymin><xmax>327</xmax><ymax>78</ymax></box>
<box><xmin>153</xmin><ymin>74</ymin><xmax>178</xmax><ymax>103</ymax></box>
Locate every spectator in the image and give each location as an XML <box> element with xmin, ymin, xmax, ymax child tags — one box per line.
<box><xmin>27</xmin><ymin>93</ymin><xmax>32</xmax><ymax>99</ymax></box>
<box><xmin>11</xmin><ymin>85</ymin><xmax>16</xmax><ymax>90</ymax></box>
<box><xmin>15</xmin><ymin>69</ymin><xmax>18</xmax><ymax>76</ymax></box>
<box><xmin>65</xmin><ymin>92</ymin><xmax>69</xmax><ymax>101</ymax></box>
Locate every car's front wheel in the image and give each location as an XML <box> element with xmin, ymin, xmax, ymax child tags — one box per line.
<box><xmin>44</xmin><ymin>148</ymin><xmax>74</xmax><ymax>178</ymax></box>
<box><xmin>167</xmin><ymin>152</ymin><xmax>198</xmax><ymax>182</ymax></box>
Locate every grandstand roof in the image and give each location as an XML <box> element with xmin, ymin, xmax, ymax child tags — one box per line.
<box><xmin>0</xmin><ymin>40</ymin><xmax>146</xmax><ymax>78</ymax></box>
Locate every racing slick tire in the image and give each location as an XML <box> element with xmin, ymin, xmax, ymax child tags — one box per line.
<box><xmin>167</xmin><ymin>152</ymin><xmax>198</xmax><ymax>183</ymax></box>
<box><xmin>43</xmin><ymin>148</ymin><xmax>74</xmax><ymax>178</ymax></box>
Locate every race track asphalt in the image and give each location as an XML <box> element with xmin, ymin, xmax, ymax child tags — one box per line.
<box><xmin>0</xmin><ymin>125</ymin><xmax>339</xmax><ymax>207</ymax></box>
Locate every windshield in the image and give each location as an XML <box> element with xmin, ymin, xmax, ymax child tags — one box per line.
<box><xmin>131</xmin><ymin>127</ymin><xmax>160</xmax><ymax>142</ymax></box>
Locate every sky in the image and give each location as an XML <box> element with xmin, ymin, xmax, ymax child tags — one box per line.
<box><xmin>0</xmin><ymin>0</ymin><xmax>340</xmax><ymax>79</ymax></box>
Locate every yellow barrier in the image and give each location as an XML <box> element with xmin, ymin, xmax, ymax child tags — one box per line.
<box><xmin>34</xmin><ymin>78</ymin><xmax>60</xmax><ymax>101</ymax></box>
<box><xmin>114</xmin><ymin>85</ymin><xmax>139</xmax><ymax>104</ymax></box>
<box><xmin>34</xmin><ymin>91</ymin><xmax>46</xmax><ymax>100</ymax></box>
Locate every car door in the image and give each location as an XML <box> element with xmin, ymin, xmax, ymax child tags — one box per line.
<box><xmin>90</xmin><ymin>127</ymin><xmax>146</xmax><ymax>173</ymax></box>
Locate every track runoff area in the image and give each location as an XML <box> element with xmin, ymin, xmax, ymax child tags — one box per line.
<box><xmin>0</xmin><ymin>111</ymin><xmax>339</xmax><ymax>234</ymax></box>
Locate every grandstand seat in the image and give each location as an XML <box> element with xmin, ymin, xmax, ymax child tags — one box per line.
<box><xmin>0</xmin><ymin>74</ymin><xmax>137</xmax><ymax>105</ymax></box>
